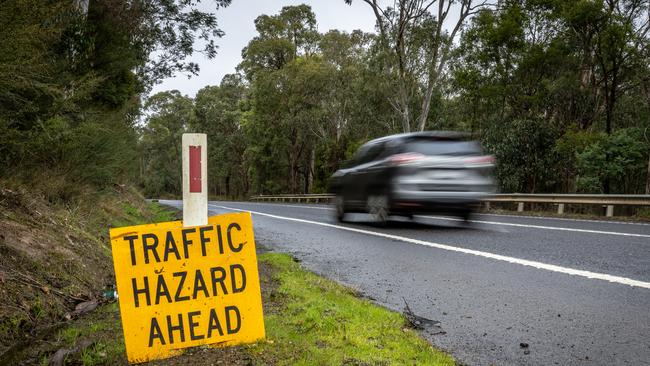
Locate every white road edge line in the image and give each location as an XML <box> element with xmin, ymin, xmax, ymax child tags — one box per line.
<box><xmin>211</xmin><ymin>204</ymin><xmax>650</xmax><ymax>290</ymax></box>
<box><xmin>232</xmin><ymin>202</ymin><xmax>650</xmax><ymax>238</ymax></box>
<box><xmin>243</xmin><ymin>202</ymin><xmax>332</xmax><ymax>210</ymax></box>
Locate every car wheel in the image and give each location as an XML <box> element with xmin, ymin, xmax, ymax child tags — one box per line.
<box><xmin>367</xmin><ymin>194</ymin><xmax>389</xmax><ymax>225</ymax></box>
<box><xmin>334</xmin><ymin>195</ymin><xmax>346</xmax><ymax>222</ymax></box>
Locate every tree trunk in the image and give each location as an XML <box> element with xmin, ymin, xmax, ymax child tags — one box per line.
<box><xmin>646</xmin><ymin>152</ymin><xmax>650</xmax><ymax>194</ymax></box>
<box><xmin>603</xmin><ymin>71</ymin><xmax>617</xmax><ymax>194</ymax></box>
<box><xmin>398</xmin><ymin>84</ymin><xmax>411</xmax><ymax>132</ymax></box>
<box><xmin>605</xmin><ymin>79</ymin><xmax>616</xmax><ymax>135</ymax></box>
<box><xmin>417</xmin><ymin>83</ymin><xmax>435</xmax><ymax>132</ymax></box>
<box><xmin>308</xmin><ymin>149</ymin><xmax>315</xmax><ymax>193</ymax></box>
<box><xmin>289</xmin><ymin>157</ymin><xmax>298</xmax><ymax>193</ymax></box>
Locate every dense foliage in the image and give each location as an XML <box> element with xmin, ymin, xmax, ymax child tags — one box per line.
<box><xmin>141</xmin><ymin>1</ymin><xmax>650</xmax><ymax>197</ymax></box>
<box><xmin>2</xmin><ymin>1</ymin><xmax>648</xmax><ymax>198</ymax></box>
<box><xmin>0</xmin><ymin>0</ymin><xmax>230</xmax><ymax>200</ymax></box>
<box><xmin>448</xmin><ymin>0</ymin><xmax>650</xmax><ymax>193</ymax></box>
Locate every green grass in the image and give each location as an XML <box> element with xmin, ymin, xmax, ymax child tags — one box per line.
<box><xmin>41</xmin><ymin>251</ymin><xmax>453</xmax><ymax>365</ymax></box>
<box><xmin>53</xmin><ymin>200</ymin><xmax>174</xmax><ymax>365</ymax></box>
<box><xmin>43</xmin><ymin>253</ymin><xmax>454</xmax><ymax>365</ymax></box>
<box><xmin>250</xmin><ymin>253</ymin><xmax>455</xmax><ymax>366</ymax></box>
<box><xmin>52</xmin><ymin>302</ymin><xmax>126</xmax><ymax>365</ymax></box>
<box><xmin>111</xmin><ymin>202</ymin><xmax>177</xmax><ymax>228</ymax></box>
<box><xmin>23</xmin><ymin>200</ymin><xmax>173</xmax><ymax>365</ymax></box>
<box><xmin>146</xmin><ymin>202</ymin><xmax>177</xmax><ymax>223</ymax></box>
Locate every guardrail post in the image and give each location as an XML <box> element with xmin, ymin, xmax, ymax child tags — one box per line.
<box><xmin>485</xmin><ymin>201</ymin><xmax>491</xmax><ymax>211</ymax></box>
<box><xmin>605</xmin><ymin>205</ymin><xmax>614</xmax><ymax>217</ymax></box>
<box><xmin>557</xmin><ymin>203</ymin><xmax>564</xmax><ymax>215</ymax></box>
<box><xmin>517</xmin><ymin>202</ymin><xmax>524</xmax><ymax>212</ymax></box>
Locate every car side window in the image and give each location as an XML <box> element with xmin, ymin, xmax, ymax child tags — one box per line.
<box><xmin>378</xmin><ymin>140</ymin><xmax>397</xmax><ymax>159</ymax></box>
<box><xmin>348</xmin><ymin>145</ymin><xmax>370</xmax><ymax>167</ymax></box>
<box><xmin>349</xmin><ymin>141</ymin><xmax>385</xmax><ymax>167</ymax></box>
<box><xmin>361</xmin><ymin>142</ymin><xmax>384</xmax><ymax>164</ymax></box>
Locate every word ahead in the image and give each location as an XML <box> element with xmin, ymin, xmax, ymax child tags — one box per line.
<box><xmin>109</xmin><ymin>212</ymin><xmax>265</xmax><ymax>363</ymax></box>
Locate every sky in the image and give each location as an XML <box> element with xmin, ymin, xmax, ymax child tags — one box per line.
<box><xmin>149</xmin><ymin>0</ymin><xmax>378</xmax><ymax>97</ymax></box>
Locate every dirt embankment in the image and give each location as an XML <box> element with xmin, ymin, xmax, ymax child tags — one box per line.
<box><xmin>0</xmin><ymin>183</ymin><xmax>167</xmax><ymax>363</ymax></box>
<box><xmin>0</xmin><ymin>186</ymin><xmax>454</xmax><ymax>365</ymax></box>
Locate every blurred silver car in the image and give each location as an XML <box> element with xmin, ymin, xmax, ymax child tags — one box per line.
<box><xmin>329</xmin><ymin>131</ymin><xmax>495</xmax><ymax>223</ymax></box>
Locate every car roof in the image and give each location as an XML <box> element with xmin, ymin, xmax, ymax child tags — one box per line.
<box><xmin>366</xmin><ymin>131</ymin><xmax>471</xmax><ymax>145</ymax></box>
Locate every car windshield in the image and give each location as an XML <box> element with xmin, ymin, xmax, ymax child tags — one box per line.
<box><xmin>404</xmin><ymin>139</ymin><xmax>482</xmax><ymax>156</ymax></box>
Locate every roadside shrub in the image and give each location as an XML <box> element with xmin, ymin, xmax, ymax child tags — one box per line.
<box><xmin>482</xmin><ymin>117</ymin><xmax>560</xmax><ymax>193</ymax></box>
<box><xmin>576</xmin><ymin>128</ymin><xmax>648</xmax><ymax>193</ymax></box>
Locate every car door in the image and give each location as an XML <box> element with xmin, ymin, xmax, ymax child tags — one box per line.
<box><xmin>353</xmin><ymin>142</ymin><xmax>385</xmax><ymax>206</ymax></box>
<box><xmin>339</xmin><ymin>144</ymin><xmax>369</xmax><ymax>209</ymax></box>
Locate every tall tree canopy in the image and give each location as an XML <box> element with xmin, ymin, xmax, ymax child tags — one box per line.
<box><xmin>0</xmin><ymin>0</ymin><xmax>230</xmax><ymax>199</ymax></box>
<box><xmin>8</xmin><ymin>1</ymin><xmax>646</xmax><ymax>197</ymax></box>
<box><xmin>141</xmin><ymin>2</ymin><xmax>650</xmax><ymax>197</ymax></box>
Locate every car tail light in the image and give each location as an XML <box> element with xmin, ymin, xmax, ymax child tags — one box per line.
<box><xmin>464</xmin><ymin>155</ymin><xmax>495</xmax><ymax>165</ymax></box>
<box><xmin>388</xmin><ymin>152</ymin><xmax>425</xmax><ymax>165</ymax></box>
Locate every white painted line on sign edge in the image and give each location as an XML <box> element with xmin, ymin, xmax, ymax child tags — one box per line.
<box><xmin>211</xmin><ymin>204</ymin><xmax>650</xmax><ymax>290</ymax></box>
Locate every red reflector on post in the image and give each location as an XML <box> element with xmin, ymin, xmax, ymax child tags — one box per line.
<box><xmin>189</xmin><ymin>145</ymin><xmax>201</xmax><ymax>193</ymax></box>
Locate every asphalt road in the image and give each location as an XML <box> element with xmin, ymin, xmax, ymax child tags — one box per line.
<box><xmin>160</xmin><ymin>200</ymin><xmax>650</xmax><ymax>366</ymax></box>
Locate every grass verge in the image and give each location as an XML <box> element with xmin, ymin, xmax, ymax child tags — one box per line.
<box><xmin>3</xmin><ymin>190</ymin><xmax>453</xmax><ymax>365</ymax></box>
<box><xmin>250</xmin><ymin>253</ymin><xmax>455</xmax><ymax>366</ymax></box>
<box><xmin>35</xmin><ymin>251</ymin><xmax>454</xmax><ymax>365</ymax></box>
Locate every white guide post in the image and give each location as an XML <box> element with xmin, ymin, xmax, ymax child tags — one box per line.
<box><xmin>182</xmin><ymin>133</ymin><xmax>208</xmax><ymax>227</ymax></box>
<box><xmin>517</xmin><ymin>202</ymin><xmax>524</xmax><ymax>212</ymax></box>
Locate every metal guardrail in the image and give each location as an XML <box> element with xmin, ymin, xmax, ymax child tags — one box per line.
<box><xmin>487</xmin><ymin>194</ymin><xmax>650</xmax><ymax>206</ymax></box>
<box><xmin>250</xmin><ymin>193</ymin><xmax>650</xmax><ymax>217</ymax></box>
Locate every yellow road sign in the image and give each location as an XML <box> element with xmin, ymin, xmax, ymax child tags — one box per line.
<box><xmin>109</xmin><ymin>212</ymin><xmax>265</xmax><ymax>363</ymax></box>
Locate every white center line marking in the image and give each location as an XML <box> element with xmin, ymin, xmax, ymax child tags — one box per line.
<box><xmin>227</xmin><ymin>202</ymin><xmax>650</xmax><ymax>238</ymax></box>
<box><xmin>211</xmin><ymin>204</ymin><xmax>650</xmax><ymax>289</ymax></box>
<box><xmin>475</xmin><ymin>212</ymin><xmax>650</xmax><ymax>226</ymax></box>
<box><xmin>422</xmin><ymin>216</ymin><xmax>650</xmax><ymax>238</ymax></box>
<box><xmin>242</xmin><ymin>202</ymin><xmax>332</xmax><ymax>210</ymax></box>
<box><xmin>235</xmin><ymin>202</ymin><xmax>650</xmax><ymax>226</ymax></box>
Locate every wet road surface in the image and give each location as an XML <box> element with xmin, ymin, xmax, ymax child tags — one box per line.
<box><xmin>160</xmin><ymin>200</ymin><xmax>650</xmax><ymax>366</ymax></box>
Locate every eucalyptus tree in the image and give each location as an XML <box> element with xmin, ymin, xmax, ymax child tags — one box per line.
<box><xmin>194</xmin><ymin>74</ymin><xmax>250</xmax><ymax>197</ymax></box>
<box><xmin>140</xmin><ymin>91</ymin><xmax>194</xmax><ymax>197</ymax></box>
<box><xmin>451</xmin><ymin>0</ymin><xmax>650</xmax><ymax>193</ymax></box>
<box><xmin>345</xmin><ymin>0</ymin><xmax>494</xmax><ymax>132</ymax></box>
<box><xmin>239</xmin><ymin>5</ymin><xmax>326</xmax><ymax>193</ymax></box>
